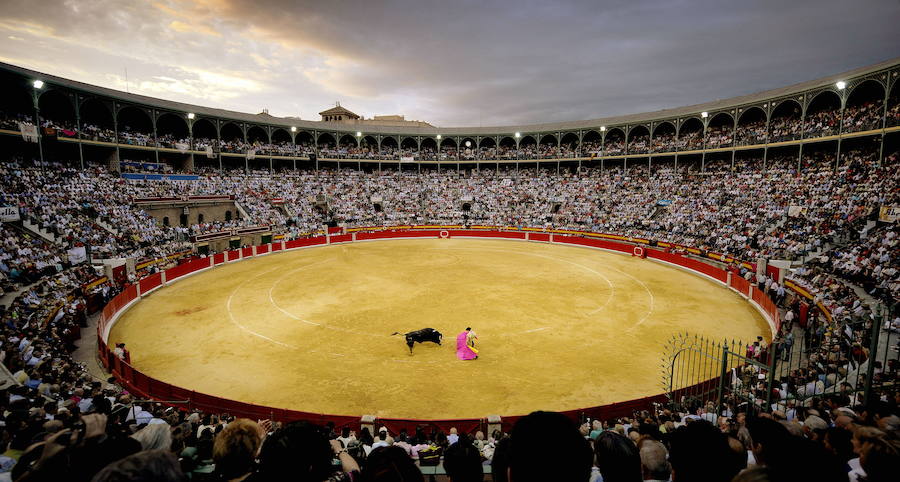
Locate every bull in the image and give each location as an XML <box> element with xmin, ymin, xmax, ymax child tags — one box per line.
<box><xmin>392</xmin><ymin>328</ymin><xmax>443</xmax><ymax>354</ymax></box>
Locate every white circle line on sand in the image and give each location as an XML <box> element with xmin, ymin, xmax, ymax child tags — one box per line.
<box><xmin>428</xmin><ymin>245</ymin><xmax>619</xmax><ymax>320</ymax></box>
<box><xmin>226</xmin><ymin>266</ymin><xmax>300</xmax><ymax>350</ymax></box>
<box><xmin>267</xmin><ymin>257</ymin><xmax>390</xmax><ymax>339</ymax></box>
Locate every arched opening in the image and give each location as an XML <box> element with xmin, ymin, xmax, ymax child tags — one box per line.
<box><xmin>180</xmin><ymin>212</ymin><xmax>188</xmax><ymax>227</ymax></box>
<box><xmin>498</xmin><ymin>136</ymin><xmax>516</xmax><ymax>159</ymax></box>
<box><xmin>769</xmin><ymin>99</ymin><xmax>802</xmax><ymax>142</ymax></box>
<box><xmin>517</xmin><ymin>135</ymin><xmax>537</xmax><ymax>159</ymax></box>
<box><xmin>604</xmin><ymin>128</ymin><xmax>625</xmax><ymax>155</ymax></box>
<box><xmin>478</xmin><ymin>137</ymin><xmax>496</xmax><ymax>159</ymax></box>
<box><xmin>582</xmin><ymin>130</ymin><xmax>601</xmax><ymax>155</ymax></box>
<box><xmin>162</xmin><ymin>216</ymin><xmax>170</xmax><ymax>227</ymax></box>
<box><xmin>400</xmin><ymin>137</ymin><xmax>418</xmax><ymax>158</ymax></box>
<box><xmin>804</xmin><ymin>90</ymin><xmax>841</xmax><ymax>138</ymax></box>
<box><xmin>888</xmin><ymin>82</ymin><xmax>899</xmax><ymax>128</ymax></box>
<box><xmin>627</xmin><ymin>125</ymin><xmax>650</xmax><ymax>154</ymax></box>
<box><xmin>225</xmin><ymin>210</ymin><xmax>232</xmax><ymax>222</ymax></box>
<box><xmin>270</xmin><ymin>128</ymin><xmax>292</xmax><ymax>156</ymax></box>
<box><xmin>191</xmin><ymin>118</ymin><xmax>216</xmax><ymax>141</ymax></box>
<box><xmin>652</xmin><ymin>122</ymin><xmax>676</xmax><ymax>153</ymax></box>
<box><xmin>735</xmin><ymin>107</ymin><xmax>767</xmax><ymax>146</ymax></box>
<box><xmin>538</xmin><ymin>134</ymin><xmax>557</xmax><ymax>159</ymax></box>
<box><xmin>247</xmin><ymin>125</ymin><xmax>268</xmax><ymax>146</ymax></box>
<box><xmin>460</xmin><ymin>137</ymin><xmax>476</xmax><ymax>160</ymax></box>
<box><xmin>420</xmin><ymin>137</ymin><xmax>438</xmax><ymax>161</ymax></box>
<box><xmin>360</xmin><ymin>135</ymin><xmax>378</xmax><ymax>159</ymax></box>
<box><xmin>38</xmin><ymin>89</ymin><xmax>76</xmax><ymax>134</ymax></box>
<box><xmin>704</xmin><ymin>112</ymin><xmax>734</xmax><ymax>148</ymax></box>
<box><xmin>380</xmin><ymin>137</ymin><xmax>398</xmax><ymax>159</ymax></box>
<box><xmin>155</xmin><ymin>112</ymin><xmax>189</xmax><ymax>148</ymax></box>
<box><xmin>317</xmin><ymin>132</ymin><xmax>336</xmax><ymax>150</ymax></box>
<box><xmin>0</xmin><ymin>74</ymin><xmax>33</xmax><ymax>126</ymax></box>
<box><xmin>335</xmin><ymin>134</ymin><xmax>357</xmax><ymax>158</ymax></box>
<box><xmin>197</xmin><ymin>213</ymin><xmax>205</xmax><ymax>224</ymax></box>
<box><xmin>116</xmin><ymin>105</ymin><xmax>154</xmax><ymax>146</ymax></box>
<box><xmin>844</xmin><ymin>80</ymin><xmax>885</xmax><ymax>132</ymax></box>
<box><xmin>295</xmin><ymin>131</ymin><xmax>314</xmax><ymax>156</ymax></box>
<box><xmin>220</xmin><ymin>122</ymin><xmax>245</xmax><ymax>153</ymax></box>
<box><xmin>677</xmin><ymin>118</ymin><xmax>703</xmax><ymax>150</ymax></box>
<box><xmin>560</xmin><ymin>133</ymin><xmax>578</xmax><ymax>157</ymax></box>
<box><xmin>439</xmin><ymin>137</ymin><xmax>457</xmax><ymax>160</ymax></box>
<box><xmin>79</xmin><ymin>97</ymin><xmax>114</xmax><ymax>142</ymax></box>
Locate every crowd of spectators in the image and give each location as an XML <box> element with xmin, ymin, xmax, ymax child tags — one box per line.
<box><xmin>842</xmin><ymin>100</ymin><xmax>885</xmax><ymax>133</ymax></box>
<box><xmin>0</xmin><ymin>137</ymin><xmax>896</xmax><ymax>479</ymax></box>
<box><xmin>804</xmin><ymin>109</ymin><xmax>841</xmax><ymax>138</ymax></box>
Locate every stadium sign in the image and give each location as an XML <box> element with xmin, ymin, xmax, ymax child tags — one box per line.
<box><xmin>0</xmin><ymin>206</ymin><xmax>20</xmax><ymax>222</ymax></box>
<box><xmin>879</xmin><ymin>205</ymin><xmax>899</xmax><ymax>223</ymax></box>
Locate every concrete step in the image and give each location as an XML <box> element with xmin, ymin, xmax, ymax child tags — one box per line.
<box><xmin>95</xmin><ymin>217</ymin><xmax>120</xmax><ymax>237</ymax></box>
<box><xmin>21</xmin><ymin>218</ymin><xmax>59</xmax><ymax>244</ymax></box>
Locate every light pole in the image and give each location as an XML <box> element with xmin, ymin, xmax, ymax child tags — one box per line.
<box><xmin>32</xmin><ymin>80</ymin><xmax>45</xmax><ymax>170</ymax></box>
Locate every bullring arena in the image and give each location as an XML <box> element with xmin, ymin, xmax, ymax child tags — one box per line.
<box><xmin>1</xmin><ymin>9</ymin><xmax>899</xmax><ymax>477</ymax></box>
<box><xmin>106</xmin><ymin>233</ymin><xmax>770</xmax><ymax>420</ymax></box>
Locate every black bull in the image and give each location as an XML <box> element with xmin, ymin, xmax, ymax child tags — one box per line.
<box><xmin>392</xmin><ymin>328</ymin><xmax>443</xmax><ymax>353</ymax></box>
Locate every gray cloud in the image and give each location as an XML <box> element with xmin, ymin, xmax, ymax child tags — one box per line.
<box><xmin>0</xmin><ymin>0</ymin><xmax>897</xmax><ymax>126</ymax></box>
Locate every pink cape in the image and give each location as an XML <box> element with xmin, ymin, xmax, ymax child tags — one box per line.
<box><xmin>456</xmin><ymin>332</ymin><xmax>477</xmax><ymax>360</ymax></box>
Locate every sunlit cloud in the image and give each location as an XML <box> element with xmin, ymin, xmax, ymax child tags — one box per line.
<box><xmin>0</xmin><ymin>0</ymin><xmax>896</xmax><ymax>126</ymax></box>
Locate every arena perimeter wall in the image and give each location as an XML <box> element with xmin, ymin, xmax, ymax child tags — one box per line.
<box><xmin>97</xmin><ymin>227</ymin><xmax>779</xmax><ymax>433</ymax></box>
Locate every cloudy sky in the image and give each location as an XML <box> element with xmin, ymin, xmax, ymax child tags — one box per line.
<box><xmin>1</xmin><ymin>0</ymin><xmax>897</xmax><ymax>127</ymax></box>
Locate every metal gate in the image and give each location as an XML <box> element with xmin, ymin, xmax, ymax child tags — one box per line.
<box><xmin>661</xmin><ymin>300</ymin><xmax>898</xmax><ymax>415</ymax></box>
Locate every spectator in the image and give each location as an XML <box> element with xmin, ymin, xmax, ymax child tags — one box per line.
<box><xmin>213</xmin><ymin>418</ymin><xmax>264</xmax><ymax>481</ymax></box>
<box><xmin>508</xmin><ymin>411</ymin><xmax>592</xmax><ymax>482</ymax></box>
<box><xmin>443</xmin><ymin>435</ymin><xmax>484</xmax><ymax>482</ymax></box>
<box><xmin>360</xmin><ymin>445</ymin><xmax>423</xmax><ymax>482</ymax></box>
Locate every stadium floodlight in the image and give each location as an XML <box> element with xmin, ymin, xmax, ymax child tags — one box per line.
<box><xmin>436</xmin><ymin>134</ymin><xmax>442</xmax><ymax>140</ymax></box>
<box><xmin>701</xmin><ymin>111</ymin><xmax>709</xmax><ymax>118</ymax></box>
<box><xmin>514</xmin><ymin>132</ymin><xmax>521</xmax><ymax>138</ymax></box>
<box><xmin>356</xmin><ymin>131</ymin><xmax>362</xmax><ymax>137</ymax></box>
<box><xmin>599</xmin><ymin>126</ymin><xmax>606</xmax><ymax>132</ymax></box>
<box><xmin>290</xmin><ymin>126</ymin><xmax>297</xmax><ymax>132</ymax></box>
<box><xmin>187</xmin><ymin>112</ymin><xmax>195</xmax><ymax>119</ymax></box>
<box><xmin>835</xmin><ymin>81</ymin><xmax>846</xmax><ymax>90</ymax></box>
<box><xmin>32</xmin><ymin>80</ymin><xmax>44</xmax><ymax>89</ymax></box>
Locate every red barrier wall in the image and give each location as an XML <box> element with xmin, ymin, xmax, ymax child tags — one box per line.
<box><xmin>285</xmin><ymin>237</ymin><xmax>327</xmax><ymax>249</ymax></box>
<box><xmin>139</xmin><ymin>273</ymin><xmax>162</xmax><ymax>294</ymax></box>
<box><xmin>329</xmin><ymin>233</ymin><xmax>352</xmax><ymax>243</ymax></box>
<box><xmin>554</xmin><ymin>235</ymin><xmax>633</xmax><ymax>254</ymax></box>
<box><xmin>450</xmin><ymin>230</ymin><xmax>526</xmax><ymax>239</ymax></box>
<box><xmin>241</xmin><ymin>246</ymin><xmax>254</xmax><ymax>258</ymax></box>
<box><xmin>99</xmin><ymin>229</ymin><xmax>774</xmax><ymax>429</ymax></box>
<box><xmin>730</xmin><ymin>274</ymin><xmax>751</xmax><ymax>297</ymax></box>
<box><xmin>647</xmin><ymin>249</ymin><xmax>728</xmax><ymax>283</ymax></box>
<box><xmin>227</xmin><ymin>249</ymin><xmax>241</xmax><ymax>261</ymax></box>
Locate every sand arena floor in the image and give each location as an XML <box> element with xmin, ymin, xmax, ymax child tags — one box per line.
<box><xmin>109</xmin><ymin>239</ymin><xmax>770</xmax><ymax>419</ymax></box>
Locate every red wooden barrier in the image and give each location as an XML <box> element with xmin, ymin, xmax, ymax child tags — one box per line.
<box><xmin>139</xmin><ymin>273</ymin><xmax>162</xmax><ymax>294</ymax></box>
<box><xmin>329</xmin><ymin>233</ymin><xmax>352</xmax><ymax>243</ymax></box>
<box><xmin>730</xmin><ymin>274</ymin><xmax>751</xmax><ymax>297</ymax></box>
